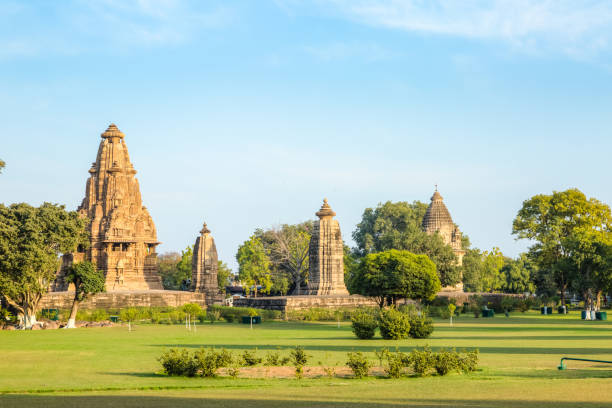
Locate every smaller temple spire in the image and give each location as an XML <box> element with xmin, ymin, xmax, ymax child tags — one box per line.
<box><xmin>200</xmin><ymin>222</ymin><xmax>210</xmax><ymax>234</ymax></box>
<box><xmin>101</xmin><ymin>123</ymin><xmax>125</xmax><ymax>139</ymax></box>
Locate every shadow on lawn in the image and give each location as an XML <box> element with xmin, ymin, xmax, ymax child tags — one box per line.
<box><xmin>0</xmin><ymin>395</ymin><xmax>610</xmax><ymax>408</ymax></box>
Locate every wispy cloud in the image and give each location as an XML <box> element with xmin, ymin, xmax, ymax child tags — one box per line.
<box><xmin>304</xmin><ymin>41</ymin><xmax>400</xmax><ymax>61</ymax></box>
<box><xmin>0</xmin><ymin>0</ymin><xmax>236</xmax><ymax>58</ymax></box>
<box><xmin>282</xmin><ymin>0</ymin><xmax>612</xmax><ymax>58</ymax></box>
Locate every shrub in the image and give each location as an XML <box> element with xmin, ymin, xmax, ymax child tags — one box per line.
<box><xmin>407</xmin><ymin>346</ymin><xmax>435</xmax><ymax>376</ymax></box>
<box><xmin>408</xmin><ymin>315</ymin><xmax>434</xmax><ymax>339</ymax></box>
<box><xmin>378</xmin><ymin>308</ymin><xmax>411</xmax><ymax>340</ymax></box>
<box><xmin>433</xmin><ymin>349</ymin><xmax>460</xmax><ymax>376</ymax></box>
<box><xmin>150</xmin><ymin>311</ymin><xmax>163</xmax><ymax>324</ymax></box>
<box><xmin>208</xmin><ymin>309</ymin><xmax>221</xmax><ymax>324</ymax></box>
<box><xmin>351</xmin><ymin>310</ymin><xmax>378</xmax><ymax>339</ymax></box>
<box><xmin>346</xmin><ymin>352</ymin><xmax>372</xmax><ymax>379</ymax></box>
<box><xmin>501</xmin><ymin>297</ymin><xmax>516</xmax><ymax>313</ymax></box>
<box><xmin>193</xmin><ymin>348</ymin><xmax>222</xmax><ymax>377</ymax></box>
<box><xmin>385</xmin><ymin>351</ymin><xmax>406</xmax><ymax>378</ymax></box>
<box><xmin>90</xmin><ymin>309</ymin><xmax>109</xmax><ymax>322</ymax></box>
<box><xmin>265</xmin><ymin>351</ymin><xmax>287</xmax><ymax>366</ymax></box>
<box><xmin>290</xmin><ymin>346</ymin><xmax>309</xmax><ymax>379</ymax></box>
<box><xmin>241</xmin><ymin>349</ymin><xmax>262</xmax><ymax>366</ymax></box>
<box><xmin>158</xmin><ymin>349</ymin><xmax>196</xmax><ymax>377</ymax></box>
<box><xmin>227</xmin><ymin>364</ymin><xmax>240</xmax><ymax>379</ymax></box>
<box><xmin>458</xmin><ymin>349</ymin><xmax>479</xmax><ymax>373</ymax></box>
<box><xmin>216</xmin><ymin>348</ymin><xmax>234</xmax><ymax>367</ymax></box>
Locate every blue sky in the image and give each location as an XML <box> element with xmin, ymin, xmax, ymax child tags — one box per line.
<box><xmin>2</xmin><ymin>0</ymin><xmax>612</xmax><ymax>270</ymax></box>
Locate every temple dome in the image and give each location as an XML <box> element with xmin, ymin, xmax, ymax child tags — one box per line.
<box><xmin>422</xmin><ymin>189</ymin><xmax>454</xmax><ymax>233</ymax></box>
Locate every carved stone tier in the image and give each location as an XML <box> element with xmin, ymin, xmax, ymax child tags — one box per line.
<box><xmin>306</xmin><ymin>199</ymin><xmax>349</xmax><ymax>295</ymax></box>
<box><xmin>53</xmin><ymin>124</ymin><xmax>163</xmax><ymax>291</ymax></box>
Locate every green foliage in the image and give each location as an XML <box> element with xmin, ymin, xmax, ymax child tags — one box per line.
<box><xmin>236</xmin><ymin>235</ymin><xmax>272</xmax><ymax>296</ymax></box>
<box><xmin>407</xmin><ymin>346</ymin><xmax>435</xmax><ymax>376</ymax></box>
<box><xmin>241</xmin><ymin>349</ymin><xmax>262</xmax><ymax>366</ymax></box>
<box><xmin>181</xmin><ymin>303</ymin><xmax>202</xmax><ymax>318</ymax></box>
<box><xmin>352</xmin><ymin>201</ymin><xmax>462</xmax><ymax>287</ymax></box>
<box><xmin>384</xmin><ymin>351</ymin><xmax>406</xmax><ymax>378</ymax></box>
<box><xmin>378</xmin><ymin>308</ymin><xmax>411</xmax><ymax>340</ymax></box>
<box><xmin>207</xmin><ymin>309</ymin><xmax>221</xmax><ymax>324</ymax></box>
<box><xmin>346</xmin><ymin>352</ymin><xmax>372</xmax><ymax>378</ymax></box>
<box><xmin>350</xmin><ymin>310</ymin><xmax>378</xmax><ymax>339</ymax></box>
<box><xmin>217</xmin><ymin>260</ymin><xmax>232</xmax><ymax>292</ymax></box>
<box><xmin>89</xmin><ymin>309</ymin><xmax>109</xmax><ymax>322</ymax></box>
<box><xmin>264</xmin><ymin>351</ymin><xmax>290</xmax><ymax>366</ymax></box>
<box><xmin>433</xmin><ymin>349</ymin><xmax>461</xmax><ymax>376</ymax></box>
<box><xmin>119</xmin><ymin>308</ymin><xmax>140</xmax><ymax>323</ymax></box>
<box><xmin>462</xmin><ymin>247</ymin><xmax>505</xmax><ymax>292</ymax></box>
<box><xmin>157</xmin><ymin>247</ymin><xmax>193</xmax><ymax>291</ymax></box>
<box><xmin>158</xmin><ymin>348</ymin><xmax>235</xmax><ymax>378</ymax></box>
<box><xmin>286</xmin><ymin>307</ymin><xmax>356</xmax><ymax>321</ymax></box>
<box><xmin>0</xmin><ymin>202</ymin><xmax>88</xmax><ymax>325</ymax></box>
<box><xmin>499</xmin><ymin>255</ymin><xmax>537</xmax><ymax>294</ymax></box>
<box><xmin>458</xmin><ymin>349</ymin><xmax>480</xmax><ymax>373</ymax></box>
<box><xmin>65</xmin><ymin>261</ymin><xmax>106</xmax><ymax>301</ymax></box>
<box><xmin>408</xmin><ymin>314</ymin><xmax>434</xmax><ymax>339</ymax></box>
<box><xmin>349</xmin><ymin>249</ymin><xmax>441</xmax><ymax>306</ymax></box>
<box><xmin>289</xmin><ymin>346</ymin><xmax>308</xmax><ymax>379</ymax></box>
<box><xmin>207</xmin><ymin>305</ymin><xmax>281</xmax><ymax>323</ymax></box>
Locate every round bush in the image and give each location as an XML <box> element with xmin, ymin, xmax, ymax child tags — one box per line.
<box><xmin>351</xmin><ymin>311</ymin><xmax>378</xmax><ymax>339</ymax></box>
<box><xmin>408</xmin><ymin>315</ymin><xmax>434</xmax><ymax>339</ymax></box>
<box><xmin>378</xmin><ymin>308</ymin><xmax>411</xmax><ymax>340</ymax></box>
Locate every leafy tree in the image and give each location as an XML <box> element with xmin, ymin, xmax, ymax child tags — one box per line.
<box><xmin>270</xmin><ymin>271</ymin><xmax>290</xmax><ymax>295</ymax></box>
<box><xmin>64</xmin><ymin>261</ymin><xmax>105</xmax><ymax>328</ymax></box>
<box><xmin>499</xmin><ymin>254</ymin><xmax>536</xmax><ymax>294</ymax></box>
<box><xmin>513</xmin><ymin>189</ymin><xmax>612</xmax><ymax>305</ymax></box>
<box><xmin>119</xmin><ymin>307</ymin><xmax>140</xmax><ymax>331</ymax></box>
<box><xmin>217</xmin><ymin>260</ymin><xmax>232</xmax><ymax>292</ymax></box>
<box><xmin>236</xmin><ymin>235</ymin><xmax>272</xmax><ymax>297</ymax></box>
<box><xmin>176</xmin><ymin>246</ymin><xmax>193</xmax><ymax>290</ymax></box>
<box><xmin>349</xmin><ymin>249</ymin><xmax>441</xmax><ymax>307</ymax></box>
<box><xmin>461</xmin><ymin>248</ymin><xmax>484</xmax><ymax>292</ymax></box>
<box><xmin>181</xmin><ymin>303</ymin><xmax>202</xmax><ymax>330</ymax></box>
<box><xmin>0</xmin><ymin>203</ymin><xmax>88</xmax><ymax>328</ymax></box>
<box><xmin>461</xmin><ymin>248</ymin><xmax>504</xmax><ymax>292</ymax></box>
<box><xmin>255</xmin><ymin>222</ymin><xmax>312</xmax><ymax>294</ymax></box>
<box><xmin>352</xmin><ymin>201</ymin><xmax>462</xmax><ymax>287</ymax></box>
<box><xmin>157</xmin><ymin>252</ymin><xmax>182</xmax><ymax>290</ymax></box>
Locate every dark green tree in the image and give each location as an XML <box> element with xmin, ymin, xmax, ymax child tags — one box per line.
<box><xmin>64</xmin><ymin>261</ymin><xmax>105</xmax><ymax>328</ymax></box>
<box><xmin>352</xmin><ymin>201</ymin><xmax>462</xmax><ymax>287</ymax></box>
<box><xmin>349</xmin><ymin>249</ymin><xmax>441</xmax><ymax>307</ymax></box>
<box><xmin>217</xmin><ymin>260</ymin><xmax>232</xmax><ymax>292</ymax></box>
<box><xmin>0</xmin><ymin>203</ymin><xmax>88</xmax><ymax>328</ymax></box>
<box><xmin>236</xmin><ymin>235</ymin><xmax>272</xmax><ymax>297</ymax></box>
<box><xmin>499</xmin><ymin>254</ymin><xmax>536</xmax><ymax>294</ymax></box>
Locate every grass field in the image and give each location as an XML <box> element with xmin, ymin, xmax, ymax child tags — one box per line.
<box><xmin>1</xmin><ymin>312</ymin><xmax>611</xmax><ymax>407</ymax></box>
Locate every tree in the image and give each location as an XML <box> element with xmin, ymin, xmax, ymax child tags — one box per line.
<box><xmin>119</xmin><ymin>307</ymin><xmax>140</xmax><ymax>331</ymax></box>
<box><xmin>175</xmin><ymin>246</ymin><xmax>193</xmax><ymax>290</ymax></box>
<box><xmin>255</xmin><ymin>222</ymin><xmax>312</xmax><ymax>294</ymax></box>
<box><xmin>0</xmin><ymin>203</ymin><xmax>88</xmax><ymax>328</ymax></box>
<box><xmin>352</xmin><ymin>201</ymin><xmax>462</xmax><ymax>287</ymax></box>
<box><xmin>349</xmin><ymin>249</ymin><xmax>441</xmax><ymax>307</ymax></box>
<box><xmin>217</xmin><ymin>260</ymin><xmax>232</xmax><ymax>293</ymax></box>
<box><xmin>270</xmin><ymin>272</ymin><xmax>290</xmax><ymax>295</ymax></box>
<box><xmin>64</xmin><ymin>261</ymin><xmax>105</xmax><ymax>328</ymax></box>
<box><xmin>460</xmin><ymin>248</ymin><xmax>504</xmax><ymax>292</ymax></box>
<box><xmin>157</xmin><ymin>252</ymin><xmax>182</xmax><ymax>290</ymax></box>
<box><xmin>499</xmin><ymin>254</ymin><xmax>536</xmax><ymax>294</ymax></box>
<box><xmin>236</xmin><ymin>235</ymin><xmax>272</xmax><ymax>297</ymax></box>
<box><xmin>181</xmin><ymin>303</ymin><xmax>202</xmax><ymax>331</ymax></box>
<box><xmin>513</xmin><ymin>189</ymin><xmax>612</xmax><ymax>306</ymax></box>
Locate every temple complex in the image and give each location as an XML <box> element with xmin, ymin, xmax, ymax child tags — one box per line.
<box><xmin>306</xmin><ymin>199</ymin><xmax>349</xmax><ymax>296</ymax></box>
<box><xmin>422</xmin><ymin>188</ymin><xmax>465</xmax><ymax>265</ymax></box>
<box><xmin>53</xmin><ymin>124</ymin><xmax>163</xmax><ymax>291</ymax></box>
<box><xmin>191</xmin><ymin>222</ymin><xmax>223</xmax><ymax>305</ymax></box>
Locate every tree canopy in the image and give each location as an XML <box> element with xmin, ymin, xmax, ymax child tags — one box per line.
<box><xmin>64</xmin><ymin>261</ymin><xmax>105</xmax><ymax>328</ymax></box>
<box><xmin>513</xmin><ymin>188</ymin><xmax>612</xmax><ymax>306</ymax></box>
<box><xmin>352</xmin><ymin>201</ymin><xmax>462</xmax><ymax>287</ymax></box>
<box><xmin>236</xmin><ymin>235</ymin><xmax>272</xmax><ymax>297</ymax></box>
<box><xmin>0</xmin><ymin>202</ymin><xmax>88</xmax><ymax>327</ymax></box>
<box><xmin>348</xmin><ymin>249</ymin><xmax>441</xmax><ymax>307</ymax></box>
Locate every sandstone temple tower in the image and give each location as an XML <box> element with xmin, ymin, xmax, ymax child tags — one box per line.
<box><xmin>60</xmin><ymin>124</ymin><xmax>163</xmax><ymax>291</ymax></box>
<box><xmin>191</xmin><ymin>222</ymin><xmax>223</xmax><ymax>304</ymax></box>
<box><xmin>306</xmin><ymin>199</ymin><xmax>349</xmax><ymax>296</ymax></box>
<box><xmin>422</xmin><ymin>188</ymin><xmax>465</xmax><ymax>265</ymax></box>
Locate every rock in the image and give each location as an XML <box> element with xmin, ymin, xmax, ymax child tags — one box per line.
<box><xmin>2</xmin><ymin>325</ymin><xmax>16</xmax><ymax>331</ymax></box>
<box><xmin>44</xmin><ymin>321</ymin><xmax>59</xmax><ymax>330</ymax></box>
<box><xmin>30</xmin><ymin>324</ymin><xmax>43</xmax><ymax>330</ymax></box>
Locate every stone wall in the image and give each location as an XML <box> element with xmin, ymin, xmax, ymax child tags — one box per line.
<box><xmin>234</xmin><ymin>295</ymin><xmax>377</xmax><ymax>312</ymax></box>
<box><xmin>39</xmin><ymin>290</ymin><xmax>207</xmax><ymax>310</ymax></box>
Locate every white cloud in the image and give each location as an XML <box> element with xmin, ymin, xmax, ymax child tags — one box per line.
<box><xmin>304</xmin><ymin>41</ymin><xmax>400</xmax><ymax>61</ymax></box>
<box><xmin>284</xmin><ymin>0</ymin><xmax>612</xmax><ymax>58</ymax></box>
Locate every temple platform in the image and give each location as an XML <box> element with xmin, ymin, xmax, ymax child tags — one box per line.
<box><xmin>233</xmin><ymin>294</ymin><xmax>377</xmax><ymax>312</ymax></box>
<box><xmin>39</xmin><ymin>290</ymin><xmax>207</xmax><ymax>310</ymax></box>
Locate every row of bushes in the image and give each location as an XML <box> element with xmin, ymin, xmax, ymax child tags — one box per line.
<box><xmin>159</xmin><ymin>346</ymin><xmax>479</xmax><ymax>379</ymax></box>
<box><xmin>351</xmin><ymin>308</ymin><xmax>434</xmax><ymax>340</ymax></box>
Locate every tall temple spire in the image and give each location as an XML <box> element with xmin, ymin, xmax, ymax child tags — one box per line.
<box><xmin>307</xmin><ymin>198</ymin><xmax>349</xmax><ymax>296</ymax></box>
<box><xmin>56</xmin><ymin>124</ymin><xmax>163</xmax><ymax>291</ymax></box>
<box><xmin>191</xmin><ymin>222</ymin><xmax>222</xmax><ymax>304</ymax></box>
<box><xmin>422</xmin><ymin>188</ymin><xmax>465</xmax><ymax>267</ymax></box>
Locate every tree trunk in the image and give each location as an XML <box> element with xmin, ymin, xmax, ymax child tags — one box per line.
<box><xmin>66</xmin><ymin>296</ymin><xmax>80</xmax><ymax>329</ymax></box>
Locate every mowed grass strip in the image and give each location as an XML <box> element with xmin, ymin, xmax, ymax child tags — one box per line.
<box><xmin>0</xmin><ymin>311</ymin><xmax>611</xmax><ymax>407</ymax></box>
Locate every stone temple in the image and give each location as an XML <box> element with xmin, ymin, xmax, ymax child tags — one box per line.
<box><xmin>54</xmin><ymin>124</ymin><xmax>163</xmax><ymax>291</ymax></box>
<box><xmin>306</xmin><ymin>199</ymin><xmax>349</xmax><ymax>296</ymax></box>
<box><xmin>191</xmin><ymin>222</ymin><xmax>223</xmax><ymax>305</ymax></box>
<box><xmin>422</xmin><ymin>188</ymin><xmax>465</xmax><ymax>265</ymax></box>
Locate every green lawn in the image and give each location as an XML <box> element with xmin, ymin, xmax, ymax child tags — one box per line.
<box><xmin>1</xmin><ymin>312</ymin><xmax>611</xmax><ymax>407</ymax></box>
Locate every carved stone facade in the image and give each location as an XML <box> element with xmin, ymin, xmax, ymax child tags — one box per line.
<box><xmin>191</xmin><ymin>223</ymin><xmax>223</xmax><ymax>304</ymax></box>
<box><xmin>54</xmin><ymin>124</ymin><xmax>163</xmax><ymax>291</ymax></box>
<box><xmin>306</xmin><ymin>199</ymin><xmax>349</xmax><ymax>296</ymax></box>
